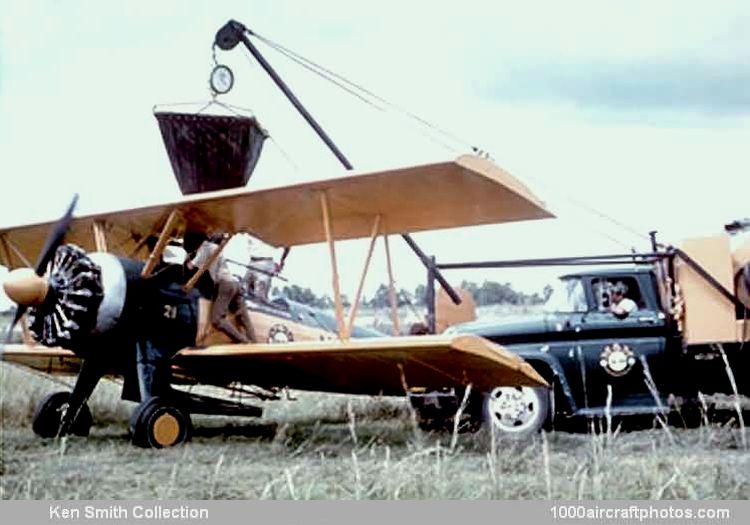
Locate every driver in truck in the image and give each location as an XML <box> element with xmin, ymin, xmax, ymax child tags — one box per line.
<box><xmin>610</xmin><ymin>281</ymin><xmax>638</xmax><ymax>319</ymax></box>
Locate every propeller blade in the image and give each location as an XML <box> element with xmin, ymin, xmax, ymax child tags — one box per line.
<box><xmin>34</xmin><ymin>194</ymin><xmax>78</xmax><ymax>275</ymax></box>
<box><xmin>2</xmin><ymin>195</ymin><xmax>77</xmax><ymax>346</ymax></box>
<box><xmin>4</xmin><ymin>305</ymin><xmax>26</xmax><ymax>345</ymax></box>
<box><xmin>279</xmin><ymin>247</ymin><xmax>291</xmax><ymax>267</ymax></box>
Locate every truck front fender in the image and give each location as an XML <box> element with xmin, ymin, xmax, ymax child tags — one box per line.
<box><xmin>513</xmin><ymin>348</ymin><xmax>578</xmax><ymax>414</ymax></box>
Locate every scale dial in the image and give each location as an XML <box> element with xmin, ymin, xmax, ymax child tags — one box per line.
<box><xmin>210</xmin><ymin>64</ymin><xmax>234</xmax><ymax>95</ymax></box>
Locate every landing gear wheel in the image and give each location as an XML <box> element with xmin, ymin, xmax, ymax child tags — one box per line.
<box><xmin>131</xmin><ymin>397</ymin><xmax>191</xmax><ymax>448</ymax></box>
<box><xmin>32</xmin><ymin>391</ymin><xmax>93</xmax><ymax>438</ymax></box>
<box><xmin>483</xmin><ymin>386</ymin><xmax>549</xmax><ymax>437</ymax></box>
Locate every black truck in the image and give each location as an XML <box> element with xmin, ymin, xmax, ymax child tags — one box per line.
<box><xmin>410</xmin><ymin>237</ymin><xmax>750</xmax><ymax>435</ymax></box>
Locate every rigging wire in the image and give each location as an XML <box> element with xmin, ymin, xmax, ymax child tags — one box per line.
<box><xmin>523</xmin><ymin>173</ymin><xmax>652</xmax><ymax>245</ymax></box>
<box><xmin>237</xmin><ymin>39</ymin><xmax>461</xmax><ymax>156</ymax></box>
<box><xmin>268</xmin><ymin>134</ymin><xmax>302</xmax><ymax>173</ymax></box>
<box><xmin>562</xmin><ymin>195</ymin><xmax>652</xmax><ymax>244</ymax></box>
<box><xmin>250</xmin><ymin>31</ymin><xmax>474</xmax><ymax>154</ymax></box>
<box><xmin>250</xmin><ymin>40</ymin><xmax>460</xmax><ymax>154</ymax></box>
<box><xmin>251</xmin><ymin>39</ymin><xmax>385</xmax><ymax>112</ymax></box>
<box><xmin>556</xmin><ymin>215</ymin><xmax>638</xmax><ymax>252</ymax></box>
<box><xmin>237</xmin><ymin>29</ymin><xmax>652</xmax><ymax>248</ymax></box>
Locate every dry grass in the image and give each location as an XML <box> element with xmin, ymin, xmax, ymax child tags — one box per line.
<box><xmin>1</xmin><ymin>363</ymin><xmax>749</xmax><ymax>500</ymax></box>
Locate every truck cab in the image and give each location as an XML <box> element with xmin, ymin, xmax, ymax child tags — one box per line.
<box><xmin>407</xmin><ymin>265</ymin><xmax>699</xmax><ymax>434</ymax></box>
<box><xmin>452</xmin><ymin>266</ymin><xmax>677</xmax><ymax>420</ymax></box>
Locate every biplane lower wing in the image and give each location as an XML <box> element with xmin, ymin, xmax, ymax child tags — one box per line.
<box><xmin>173</xmin><ymin>334</ymin><xmax>547</xmax><ymax>395</ymax></box>
<box><xmin>3</xmin><ymin>335</ymin><xmax>547</xmax><ymax>396</ymax></box>
<box><xmin>2</xmin><ymin>346</ymin><xmax>82</xmax><ymax>375</ymax></box>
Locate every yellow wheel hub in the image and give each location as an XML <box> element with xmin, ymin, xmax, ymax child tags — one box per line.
<box><xmin>152</xmin><ymin>412</ymin><xmax>181</xmax><ymax>446</ymax></box>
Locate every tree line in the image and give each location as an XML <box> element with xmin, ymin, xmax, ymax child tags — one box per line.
<box><xmin>273</xmin><ymin>280</ymin><xmax>552</xmax><ymax>309</ymax></box>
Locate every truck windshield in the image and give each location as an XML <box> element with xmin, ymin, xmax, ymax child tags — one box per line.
<box><xmin>543</xmin><ymin>278</ymin><xmax>588</xmax><ymax>313</ymax></box>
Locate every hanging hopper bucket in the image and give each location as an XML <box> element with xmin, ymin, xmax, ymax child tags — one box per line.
<box><xmin>155</xmin><ymin>111</ymin><xmax>268</xmax><ymax>195</ymax></box>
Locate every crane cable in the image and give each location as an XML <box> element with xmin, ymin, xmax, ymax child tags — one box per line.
<box><xmin>240</xmin><ymin>30</ymin><xmax>652</xmax><ymax>248</ymax></box>
<box><xmin>244</xmin><ymin>37</ymin><xmax>460</xmax><ymax>154</ymax></box>
<box><xmin>524</xmin><ymin>176</ymin><xmax>653</xmax><ymax>245</ymax></box>
<box><xmin>249</xmin><ymin>31</ymin><xmax>474</xmax><ymax>154</ymax></box>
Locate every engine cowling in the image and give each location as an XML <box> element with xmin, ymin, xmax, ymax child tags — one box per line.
<box><xmin>13</xmin><ymin>244</ymin><xmax>199</xmax><ymax>357</ymax></box>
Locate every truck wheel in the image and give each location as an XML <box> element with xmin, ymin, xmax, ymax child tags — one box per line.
<box><xmin>131</xmin><ymin>397</ymin><xmax>191</xmax><ymax>448</ymax></box>
<box><xmin>32</xmin><ymin>391</ymin><xmax>93</xmax><ymax>438</ymax></box>
<box><xmin>482</xmin><ymin>386</ymin><xmax>549</xmax><ymax>436</ymax></box>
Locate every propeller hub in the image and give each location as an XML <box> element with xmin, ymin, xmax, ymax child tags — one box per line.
<box><xmin>3</xmin><ymin>268</ymin><xmax>49</xmax><ymax>306</ymax></box>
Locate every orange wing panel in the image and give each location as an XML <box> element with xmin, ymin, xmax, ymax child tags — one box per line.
<box><xmin>1</xmin><ymin>345</ymin><xmax>81</xmax><ymax>375</ymax></box>
<box><xmin>0</xmin><ymin>155</ymin><xmax>553</xmax><ymax>267</ymax></box>
<box><xmin>173</xmin><ymin>334</ymin><xmax>547</xmax><ymax>395</ymax></box>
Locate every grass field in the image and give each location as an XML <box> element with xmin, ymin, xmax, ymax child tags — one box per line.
<box><xmin>1</xmin><ymin>362</ymin><xmax>748</xmax><ymax>500</ymax></box>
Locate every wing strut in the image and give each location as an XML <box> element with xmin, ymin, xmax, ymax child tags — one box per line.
<box><xmin>0</xmin><ymin>236</ymin><xmax>12</xmax><ymax>267</ymax></box>
<box><xmin>183</xmin><ymin>234</ymin><xmax>232</xmax><ymax>292</ymax></box>
<box><xmin>319</xmin><ymin>191</ymin><xmax>349</xmax><ymax>340</ymax></box>
<box><xmin>213</xmin><ymin>20</ymin><xmax>463</xmax><ymax>330</ymax></box>
<box><xmin>141</xmin><ymin>209</ymin><xmax>182</xmax><ymax>277</ymax></box>
<box><xmin>383</xmin><ymin>232</ymin><xmax>401</xmax><ymax>336</ymax></box>
<box><xmin>92</xmin><ymin>221</ymin><xmax>108</xmax><ymax>252</ymax></box>
<box><xmin>1</xmin><ymin>235</ymin><xmax>32</xmax><ymax>267</ymax></box>
<box><xmin>346</xmin><ymin>215</ymin><xmax>381</xmax><ymax>334</ymax></box>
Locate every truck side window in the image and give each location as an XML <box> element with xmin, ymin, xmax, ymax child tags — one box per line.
<box><xmin>592</xmin><ymin>279</ymin><xmax>610</xmax><ymax>311</ymax></box>
<box><xmin>543</xmin><ymin>278</ymin><xmax>588</xmax><ymax>313</ymax></box>
<box><xmin>593</xmin><ymin>277</ymin><xmax>645</xmax><ymax>312</ymax></box>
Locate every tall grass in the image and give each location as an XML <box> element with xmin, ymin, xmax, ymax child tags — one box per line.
<box><xmin>715</xmin><ymin>344</ymin><xmax>747</xmax><ymax>451</ymax></box>
<box><xmin>2</xmin><ymin>362</ymin><xmax>749</xmax><ymax>500</ymax></box>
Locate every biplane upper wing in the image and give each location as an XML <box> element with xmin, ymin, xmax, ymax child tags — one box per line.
<box><xmin>0</xmin><ymin>155</ymin><xmax>553</xmax><ymax>268</ymax></box>
<box><xmin>2</xmin><ymin>335</ymin><xmax>547</xmax><ymax>393</ymax></box>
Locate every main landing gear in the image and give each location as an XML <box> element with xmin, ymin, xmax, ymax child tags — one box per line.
<box><xmin>31</xmin><ymin>359</ymin><xmax>102</xmax><ymax>439</ymax></box>
<box><xmin>32</xmin><ymin>391</ymin><xmax>93</xmax><ymax>438</ymax></box>
<box><xmin>128</xmin><ymin>390</ymin><xmax>264</xmax><ymax>448</ymax></box>
<box><xmin>130</xmin><ymin>397</ymin><xmax>192</xmax><ymax>448</ymax></box>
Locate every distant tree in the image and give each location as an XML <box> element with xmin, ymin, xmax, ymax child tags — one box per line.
<box><xmin>368</xmin><ymin>284</ymin><xmax>391</xmax><ymax>308</ymax></box>
<box><xmin>315</xmin><ymin>295</ymin><xmax>334</xmax><ymax>309</ymax></box>
<box><xmin>281</xmin><ymin>285</ymin><xmax>319</xmax><ymax>306</ymax></box>
<box><xmin>460</xmin><ymin>280</ymin><xmax>479</xmax><ymax>300</ymax></box>
<box><xmin>453</xmin><ymin>279</ymin><xmax>548</xmax><ymax>306</ymax></box>
<box><xmin>474</xmin><ymin>280</ymin><xmax>517</xmax><ymax>305</ymax></box>
<box><xmin>398</xmin><ymin>288</ymin><xmax>413</xmax><ymax>307</ymax></box>
<box><xmin>413</xmin><ymin>284</ymin><xmax>426</xmax><ymax>306</ymax></box>
<box><xmin>529</xmin><ymin>292</ymin><xmax>544</xmax><ymax>305</ymax></box>
<box><xmin>278</xmin><ymin>279</ymin><xmax>547</xmax><ymax>310</ymax></box>
<box><xmin>340</xmin><ymin>294</ymin><xmax>351</xmax><ymax>308</ymax></box>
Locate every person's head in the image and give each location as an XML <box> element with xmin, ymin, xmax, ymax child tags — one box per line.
<box><xmin>208</xmin><ymin>232</ymin><xmax>226</xmax><ymax>244</ymax></box>
<box><xmin>183</xmin><ymin>231</ymin><xmax>208</xmax><ymax>253</ymax></box>
<box><xmin>611</xmin><ymin>281</ymin><xmax>628</xmax><ymax>302</ymax></box>
<box><xmin>409</xmin><ymin>322</ymin><xmax>430</xmax><ymax>335</ymax></box>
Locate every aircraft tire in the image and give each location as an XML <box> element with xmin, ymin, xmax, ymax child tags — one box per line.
<box><xmin>32</xmin><ymin>391</ymin><xmax>93</xmax><ymax>438</ymax></box>
<box><xmin>131</xmin><ymin>397</ymin><xmax>192</xmax><ymax>448</ymax></box>
<box><xmin>481</xmin><ymin>386</ymin><xmax>550</xmax><ymax>438</ymax></box>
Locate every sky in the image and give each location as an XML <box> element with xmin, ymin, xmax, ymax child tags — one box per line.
<box><xmin>0</xmin><ymin>0</ymin><xmax>748</xmax><ymax>310</ymax></box>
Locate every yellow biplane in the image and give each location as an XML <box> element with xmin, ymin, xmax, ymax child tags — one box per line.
<box><xmin>0</xmin><ymin>154</ymin><xmax>553</xmax><ymax>448</ymax></box>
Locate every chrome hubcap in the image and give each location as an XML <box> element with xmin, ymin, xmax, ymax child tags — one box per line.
<box><xmin>487</xmin><ymin>387</ymin><xmax>538</xmax><ymax>432</ymax></box>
